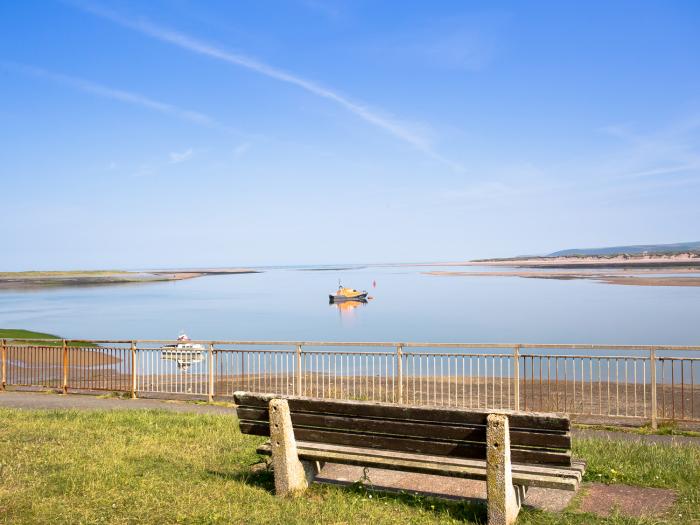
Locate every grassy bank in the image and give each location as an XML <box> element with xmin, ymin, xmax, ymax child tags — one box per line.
<box><xmin>0</xmin><ymin>328</ymin><xmax>61</xmax><ymax>339</ymax></box>
<box><xmin>0</xmin><ymin>329</ymin><xmax>95</xmax><ymax>347</ymax></box>
<box><xmin>0</xmin><ymin>271</ymin><xmax>129</xmax><ymax>278</ymax></box>
<box><xmin>0</xmin><ymin>270</ymin><xmax>167</xmax><ymax>289</ymax></box>
<box><xmin>0</xmin><ymin>409</ymin><xmax>698</xmax><ymax>524</ymax></box>
<box><xmin>0</xmin><ymin>269</ymin><xmax>259</xmax><ymax>290</ymax></box>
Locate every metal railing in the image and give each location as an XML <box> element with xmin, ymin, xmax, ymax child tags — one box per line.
<box><xmin>2</xmin><ymin>338</ymin><xmax>699</xmax><ymax>427</ymax></box>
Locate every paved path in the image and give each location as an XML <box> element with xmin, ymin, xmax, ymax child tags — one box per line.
<box><xmin>0</xmin><ymin>390</ymin><xmax>234</xmax><ymax>415</ymax></box>
<box><xmin>2</xmin><ymin>390</ymin><xmax>699</xmax><ymax>446</ymax></box>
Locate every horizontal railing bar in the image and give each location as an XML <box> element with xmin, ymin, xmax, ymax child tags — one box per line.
<box><xmin>163</xmin><ymin>348</ymin><xmax>297</xmax><ymax>354</ymax></box>
<box><xmin>518</xmin><ymin>344</ymin><xmax>700</xmax><ymax>351</ymax></box>
<box><xmin>406</xmin><ymin>353</ymin><xmax>514</xmax><ymax>357</ymax></box>
<box><xmin>520</xmin><ymin>354</ymin><xmax>651</xmax><ymax>359</ymax></box>
<box><xmin>5</xmin><ymin>339</ymin><xmax>134</xmax><ymax>343</ymax></box>
<box><xmin>5</xmin><ymin>338</ymin><xmax>700</xmax><ymax>351</ymax></box>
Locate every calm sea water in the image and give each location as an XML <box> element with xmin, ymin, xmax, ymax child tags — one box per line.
<box><xmin>1</xmin><ymin>265</ymin><xmax>699</xmax><ymax>346</ymax></box>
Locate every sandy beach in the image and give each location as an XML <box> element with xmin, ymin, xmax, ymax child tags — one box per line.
<box><xmin>468</xmin><ymin>252</ymin><xmax>700</xmax><ymax>268</ymax></box>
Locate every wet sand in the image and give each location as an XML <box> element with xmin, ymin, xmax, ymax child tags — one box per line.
<box><xmin>600</xmin><ymin>276</ymin><xmax>700</xmax><ymax>287</ymax></box>
<box><xmin>425</xmin><ymin>270</ymin><xmax>700</xmax><ymax>287</ymax></box>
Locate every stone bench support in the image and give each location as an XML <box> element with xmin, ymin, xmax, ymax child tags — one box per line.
<box><xmin>486</xmin><ymin>413</ymin><xmax>526</xmax><ymax>525</ymax></box>
<box><xmin>269</xmin><ymin>398</ymin><xmax>319</xmax><ymax>496</ymax></box>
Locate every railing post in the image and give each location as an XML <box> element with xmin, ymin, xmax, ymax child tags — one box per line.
<box><xmin>295</xmin><ymin>345</ymin><xmax>303</xmax><ymax>396</ymax></box>
<box><xmin>240</xmin><ymin>351</ymin><xmax>245</xmax><ymax>390</ymax></box>
<box><xmin>62</xmin><ymin>339</ymin><xmax>68</xmax><ymax>394</ymax></box>
<box><xmin>396</xmin><ymin>345</ymin><xmax>404</xmax><ymax>404</ymax></box>
<box><xmin>130</xmin><ymin>341</ymin><xmax>137</xmax><ymax>399</ymax></box>
<box><xmin>650</xmin><ymin>347</ymin><xmax>657</xmax><ymax>430</ymax></box>
<box><xmin>513</xmin><ymin>345</ymin><xmax>520</xmax><ymax>411</ymax></box>
<box><xmin>1</xmin><ymin>338</ymin><xmax>6</xmax><ymax>391</ymax></box>
<box><xmin>208</xmin><ymin>344</ymin><xmax>215</xmax><ymax>402</ymax></box>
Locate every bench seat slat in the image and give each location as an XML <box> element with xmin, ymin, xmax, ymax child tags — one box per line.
<box><xmin>240</xmin><ymin>422</ymin><xmax>571</xmax><ymax>466</ymax></box>
<box><xmin>256</xmin><ymin>443</ymin><xmax>580</xmax><ymax>491</ymax></box>
<box><xmin>267</xmin><ymin>441</ymin><xmax>586</xmax><ymax>482</ymax></box>
<box><xmin>234</xmin><ymin>393</ymin><xmax>570</xmax><ymax>432</ymax></box>
<box><xmin>237</xmin><ymin>407</ymin><xmax>571</xmax><ymax>449</ymax></box>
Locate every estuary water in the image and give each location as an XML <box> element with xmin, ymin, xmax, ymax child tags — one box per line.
<box><xmin>1</xmin><ymin>264</ymin><xmax>699</xmax><ymax>346</ymax></box>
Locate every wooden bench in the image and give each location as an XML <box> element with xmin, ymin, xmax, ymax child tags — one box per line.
<box><xmin>234</xmin><ymin>392</ymin><xmax>585</xmax><ymax>525</ymax></box>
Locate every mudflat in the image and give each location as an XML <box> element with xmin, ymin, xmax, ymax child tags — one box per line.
<box><xmin>427</xmin><ymin>271</ymin><xmax>700</xmax><ymax>287</ymax></box>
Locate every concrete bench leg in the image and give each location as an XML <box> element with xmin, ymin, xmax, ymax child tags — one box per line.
<box><xmin>269</xmin><ymin>398</ymin><xmax>315</xmax><ymax>496</ymax></box>
<box><xmin>486</xmin><ymin>414</ymin><xmax>522</xmax><ymax>525</ymax></box>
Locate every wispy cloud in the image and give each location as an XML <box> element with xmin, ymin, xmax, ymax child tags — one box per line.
<box><xmin>233</xmin><ymin>142</ymin><xmax>251</xmax><ymax>158</ymax></box>
<box><xmin>2</xmin><ymin>61</ymin><xmax>223</xmax><ymax>129</ymax></box>
<box><xmin>133</xmin><ymin>149</ymin><xmax>197</xmax><ymax>177</ymax></box>
<box><xmin>131</xmin><ymin>163</ymin><xmax>156</xmax><ymax>178</ymax></box>
<box><xmin>359</xmin><ymin>12</ymin><xmax>508</xmax><ymax>73</ymax></box>
<box><xmin>299</xmin><ymin>0</ymin><xmax>343</xmax><ymax>20</ymax></box>
<box><xmin>169</xmin><ymin>148</ymin><xmax>194</xmax><ymax>164</ymax></box>
<box><xmin>68</xmin><ymin>2</ymin><xmax>461</xmax><ymax>170</ymax></box>
<box><xmin>622</xmin><ymin>163</ymin><xmax>700</xmax><ymax>179</ymax></box>
<box><xmin>599</xmin><ymin>117</ymin><xmax>700</xmax><ymax>181</ymax></box>
<box><xmin>441</xmin><ymin>181</ymin><xmax>518</xmax><ymax>204</ymax></box>
<box><xmin>400</xmin><ymin>12</ymin><xmax>508</xmax><ymax>72</ymax></box>
<box><xmin>439</xmin><ymin>164</ymin><xmax>559</xmax><ymax>207</ymax></box>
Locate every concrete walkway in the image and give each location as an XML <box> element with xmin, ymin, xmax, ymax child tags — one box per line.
<box><xmin>0</xmin><ymin>390</ymin><xmax>234</xmax><ymax>415</ymax></box>
<box><xmin>2</xmin><ymin>390</ymin><xmax>699</xmax><ymax>446</ymax></box>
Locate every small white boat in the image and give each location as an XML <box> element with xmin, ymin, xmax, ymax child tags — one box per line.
<box><xmin>161</xmin><ymin>333</ymin><xmax>205</xmax><ymax>370</ymax></box>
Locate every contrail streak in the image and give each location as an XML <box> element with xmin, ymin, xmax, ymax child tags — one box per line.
<box><xmin>3</xmin><ymin>61</ymin><xmax>227</xmax><ymax>130</ymax></box>
<box><xmin>70</xmin><ymin>2</ymin><xmax>461</xmax><ymax>170</ymax></box>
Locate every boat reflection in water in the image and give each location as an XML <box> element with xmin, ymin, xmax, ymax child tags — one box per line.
<box><xmin>332</xmin><ymin>299</ymin><xmax>367</xmax><ymax>310</ymax></box>
<box><xmin>330</xmin><ymin>298</ymin><xmax>369</xmax><ymax>323</ymax></box>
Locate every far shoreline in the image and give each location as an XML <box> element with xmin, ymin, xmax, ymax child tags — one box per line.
<box><xmin>423</xmin><ymin>252</ymin><xmax>700</xmax><ymax>287</ymax></box>
<box><xmin>467</xmin><ymin>252</ymin><xmax>700</xmax><ymax>268</ymax></box>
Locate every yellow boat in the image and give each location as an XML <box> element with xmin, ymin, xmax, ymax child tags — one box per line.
<box><xmin>329</xmin><ymin>284</ymin><xmax>368</xmax><ymax>303</ymax></box>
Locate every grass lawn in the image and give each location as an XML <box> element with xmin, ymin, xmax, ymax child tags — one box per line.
<box><xmin>0</xmin><ymin>409</ymin><xmax>698</xmax><ymax>524</ymax></box>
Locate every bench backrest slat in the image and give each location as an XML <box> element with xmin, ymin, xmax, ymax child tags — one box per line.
<box><xmin>236</xmin><ymin>407</ymin><xmax>571</xmax><ymax>449</ymax></box>
<box><xmin>235</xmin><ymin>393</ymin><xmax>572</xmax><ymax>467</ymax></box>
<box><xmin>235</xmin><ymin>393</ymin><xmax>569</xmax><ymax>431</ymax></box>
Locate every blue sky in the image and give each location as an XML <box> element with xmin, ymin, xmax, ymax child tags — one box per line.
<box><xmin>1</xmin><ymin>0</ymin><xmax>699</xmax><ymax>269</ymax></box>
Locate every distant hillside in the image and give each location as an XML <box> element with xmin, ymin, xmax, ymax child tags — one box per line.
<box><xmin>549</xmin><ymin>241</ymin><xmax>700</xmax><ymax>257</ymax></box>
